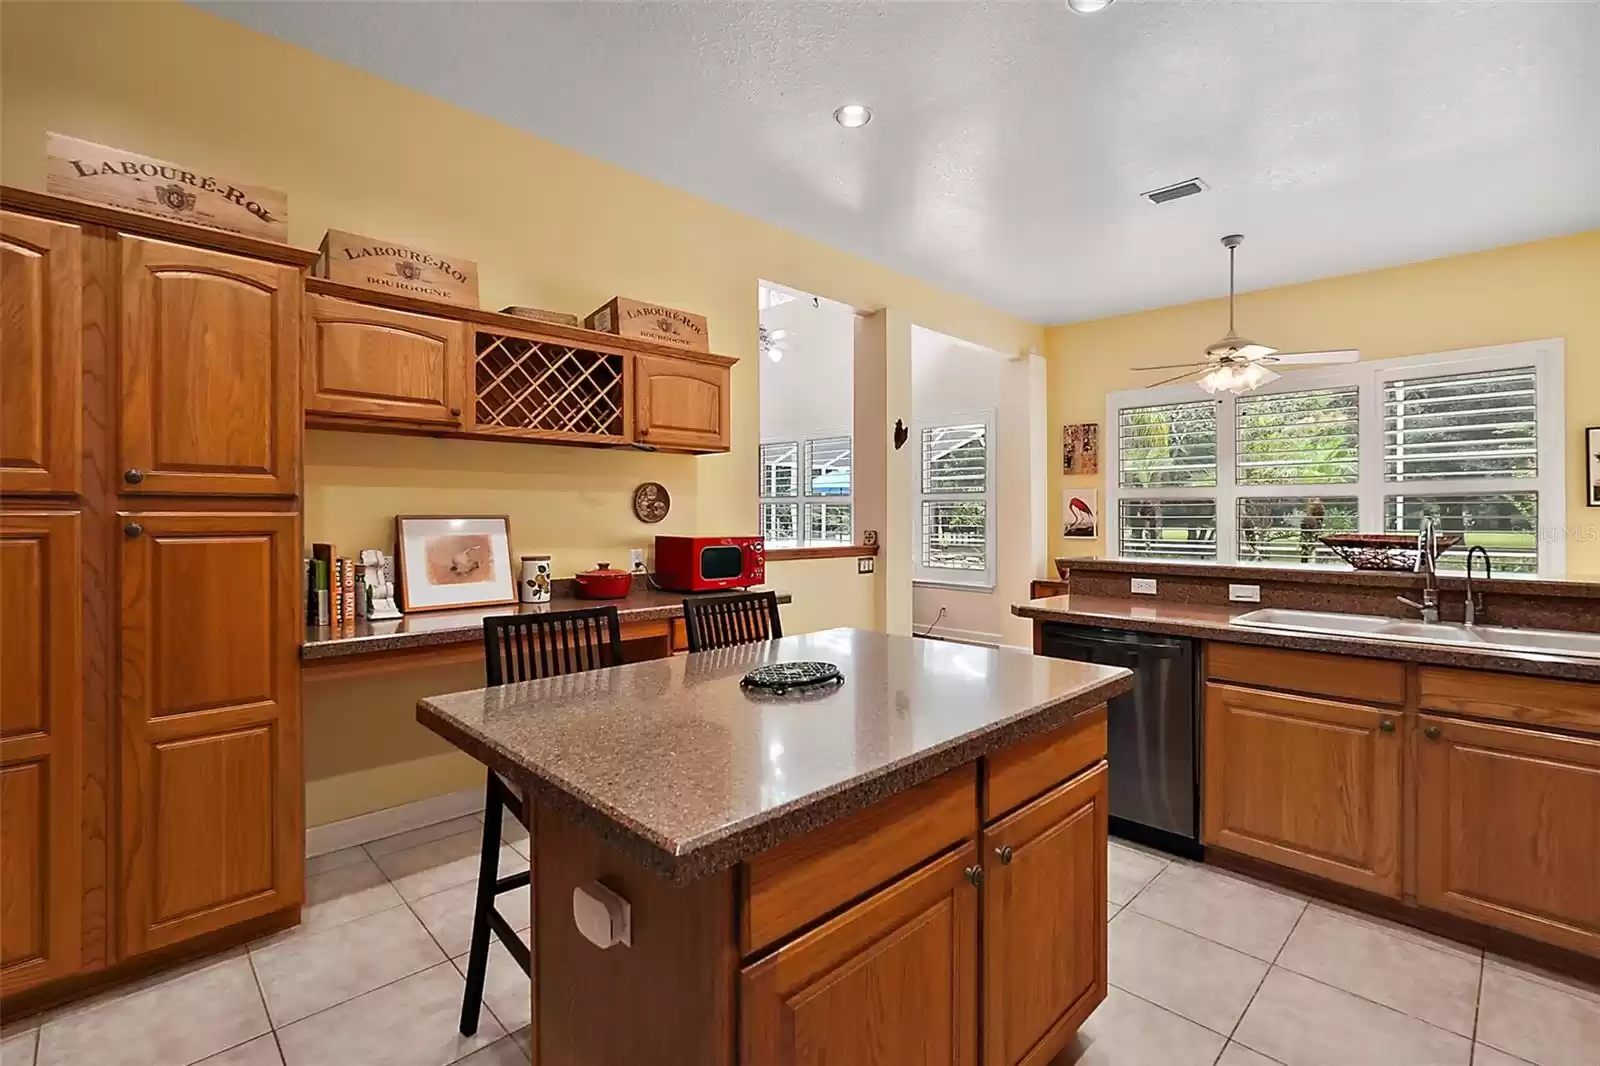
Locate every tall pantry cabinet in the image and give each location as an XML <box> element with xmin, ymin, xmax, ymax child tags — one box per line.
<box><xmin>0</xmin><ymin>188</ymin><xmax>313</xmax><ymax>1002</ymax></box>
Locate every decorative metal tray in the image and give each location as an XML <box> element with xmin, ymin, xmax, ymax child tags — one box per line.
<box><xmin>1320</xmin><ymin>533</ymin><xmax>1462</xmax><ymax>572</ymax></box>
<box><xmin>740</xmin><ymin>661</ymin><xmax>844</xmax><ymax>696</ymax></box>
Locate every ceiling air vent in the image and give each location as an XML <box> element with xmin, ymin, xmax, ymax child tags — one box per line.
<box><xmin>1142</xmin><ymin>178</ymin><xmax>1208</xmax><ymax>205</ymax></box>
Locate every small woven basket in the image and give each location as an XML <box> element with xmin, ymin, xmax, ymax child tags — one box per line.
<box><xmin>1319</xmin><ymin>533</ymin><xmax>1462</xmax><ymax>572</ymax></box>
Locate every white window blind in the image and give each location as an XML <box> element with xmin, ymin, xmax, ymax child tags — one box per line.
<box><xmin>1104</xmin><ymin>342</ymin><xmax>1565</xmax><ymax>575</ymax></box>
<box><xmin>1118</xmin><ymin>400</ymin><xmax>1218</xmax><ymax>489</ymax></box>
<box><xmin>1237</xmin><ymin>386</ymin><xmax>1359</xmax><ymax>485</ymax></box>
<box><xmin>758</xmin><ymin>434</ymin><xmax>852</xmax><ymax>548</ymax></box>
<box><xmin>1384</xmin><ymin>366</ymin><xmax>1539</xmax><ymax>482</ymax></box>
<box><xmin>915</xmin><ymin>415</ymin><xmax>995</xmax><ymax>586</ymax></box>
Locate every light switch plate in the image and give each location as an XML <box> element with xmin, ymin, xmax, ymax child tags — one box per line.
<box><xmin>858</xmin><ymin>556</ymin><xmax>875</xmax><ymax>574</ymax></box>
<box><xmin>1229</xmin><ymin>583</ymin><xmax>1262</xmax><ymax>603</ymax></box>
<box><xmin>1131</xmin><ymin>577</ymin><xmax>1158</xmax><ymax>595</ymax></box>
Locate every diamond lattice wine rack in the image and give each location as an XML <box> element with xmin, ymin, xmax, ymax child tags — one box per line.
<box><xmin>473</xmin><ymin>330</ymin><xmax>628</xmax><ymax>443</ymax></box>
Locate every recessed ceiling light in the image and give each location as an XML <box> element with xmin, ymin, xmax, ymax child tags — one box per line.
<box><xmin>1066</xmin><ymin>0</ymin><xmax>1114</xmax><ymax>12</ymax></box>
<box><xmin>834</xmin><ymin>103</ymin><xmax>873</xmax><ymax>129</ymax></box>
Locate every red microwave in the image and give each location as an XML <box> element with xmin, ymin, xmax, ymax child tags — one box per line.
<box><xmin>653</xmin><ymin>535</ymin><xmax>765</xmax><ymax>592</ymax></box>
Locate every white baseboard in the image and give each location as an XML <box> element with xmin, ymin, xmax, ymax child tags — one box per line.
<box><xmin>915</xmin><ymin>625</ymin><xmax>1002</xmax><ymax>648</ymax></box>
<box><xmin>305</xmin><ymin>786</ymin><xmax>483</xmax><ymax>858</ymax></box>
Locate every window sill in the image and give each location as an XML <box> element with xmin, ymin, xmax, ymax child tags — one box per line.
<box><xmin>912</xmin><ymin>578</ymin><xmax>997</xmax><ymax>593</ymax></box>
<box><xmin>766</xmin><ymin>544</ymin><xmax>879</xmax><ymax>562</ymax></box>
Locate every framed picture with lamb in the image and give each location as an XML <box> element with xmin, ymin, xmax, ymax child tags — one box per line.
<box><xmin>395</xmin><ymin>514</ymin><xmax>516</xmax><ymax>612</ymax></box>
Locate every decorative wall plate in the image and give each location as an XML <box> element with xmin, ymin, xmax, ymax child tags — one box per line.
<box><xmin>633</xmin><ymin>482</ymin><xmax>671</xmax><ymax>524</ymax></box>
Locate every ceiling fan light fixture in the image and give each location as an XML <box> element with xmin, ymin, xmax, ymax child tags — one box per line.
<box><xmin>1198</xmin><ymin>362</ymin><xmax>1279</xmax><ymax>396</ymax></box>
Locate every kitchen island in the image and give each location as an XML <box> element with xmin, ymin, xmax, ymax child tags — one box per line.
<box><xmin>418</xmin><ymin>627</ymin><xmax>1132</xmax><ymax>1066</ymax></box>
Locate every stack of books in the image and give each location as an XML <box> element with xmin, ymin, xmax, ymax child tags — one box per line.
<box><xmin>305</xmin><ymin>544</ymin><xmax>359</xmax><ymax>628</ymax></box>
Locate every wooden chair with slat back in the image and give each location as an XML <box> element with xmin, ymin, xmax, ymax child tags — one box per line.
<box><xmin>681</xmin><ymin>590</ymin><xmax>783</xmax><ymax>652</ymax></box>
<box><xmin>459</xmin><ymin>605</ymin><xmax>623</xmax><ymax>1036</ymax></box>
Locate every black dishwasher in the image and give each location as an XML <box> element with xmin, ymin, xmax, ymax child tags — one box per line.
<box><xmin>1040</xmin><ymin>622</ymin><xmax>1201</xmax><ymax>858</ymax></box>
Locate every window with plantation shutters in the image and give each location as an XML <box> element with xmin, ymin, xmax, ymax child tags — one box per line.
<box><xmin>915</xmin><ymin>414</ymin><xmax>996</xmax><ymax>586</ymax></box>
<box><xmin>1104</xmin><ymin>342</ymin><xmax>1565</xmax><ymax>575</ymax></box>
<box><xmin>758</xmin><ymin>434</ymin><xmax>852</xmax><ymax>548</ymax></box>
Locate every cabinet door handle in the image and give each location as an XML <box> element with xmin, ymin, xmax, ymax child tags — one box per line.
<box><xmin>1379</xmin><ymin>719</ymin><xmax>1396</xmax><ymax>734</ymax></box>
<box><xmin>449</xmin><ymin>406</ymin><xmax>461</xmax><ymax>417</ymax></box>
<box><xmin>963</xmin><ymin>864</ymin><xmax>984</xmax><ymax>887</ymax></box>
<box><xmin>123</xmin><ymin>522</ymin><xmax>143</xmax><ymax>538</ymax></box>
<box><xmin>1424</xmin><ymin>725</ymin><xmax>1442</xmax><ymax>740</ymax></box>
<box><xmin>123</xmin><ymin>469</ymin><xmax>145</xmax><ymax>485</ymax></box>
<box><xmin>994</xmin><ymin>845</ymin><xmax>1014</xmax><ymax>865</ymax></box>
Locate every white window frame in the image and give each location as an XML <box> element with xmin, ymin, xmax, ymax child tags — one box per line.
<box><xmin>758</xmin><ymin>428</ymin><xmax>853</xmax><ymax>548</ymax></box>
<box><xmin>1104</xmin><ymin>339</ymin><xmax>1567</xmax><ymax>575</ymax></box>
<box><xmin>914</xmin><ymin>409</ymin><xmax>998</xmax><ymax>590</ymax></box>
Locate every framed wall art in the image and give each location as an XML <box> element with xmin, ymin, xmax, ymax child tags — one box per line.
<box><xmin>1588</xmin><ymin>427</ymin><xmax>1599</xmax><ymax>507</ymax></box>
<box><xmin>1063</xmin><ymin>489</ymin><xmax>1098</xmax><ymax>538</ymax></box>
<box><xmin>1063</xmin><ymin>423</ymin><xmax>1100</xmax><ymax>475</ymax></box>
<box><xmin>395</xmin><ymin>515</ymin><xmax>516</xmax><ymax>612</ymax></box>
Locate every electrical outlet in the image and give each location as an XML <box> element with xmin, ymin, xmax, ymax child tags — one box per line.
<box><xmin>1229</xmin><ymin>583</ymin><xmax>1262</xmax><ymax>603</ymax></box>
<box><xmin>857</xmin><ymin>556</ymin><xmax>875</xmax><ymax>574</ymax></box>
<box><xmin>1131</xmin><ymin>577</ymin><xmax>1158</xmax><ymax>595</ymax></box>
<box><xmin>629</xmin><ymin>548</ymin><xmax>646</xmax><ymax>573</ymax></box>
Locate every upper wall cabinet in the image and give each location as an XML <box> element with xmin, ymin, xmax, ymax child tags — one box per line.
<box><xmin>118</xmin><ymin>235</ymin><xmax>300</xmax><ymax>496</ymax></box>
<box><xmin>1</xmin><ymin>211</ymin><xmax>82</xmax><ymax>496</ymax></box>
<box><xmin>304</xmin><ymin>295</ymin><xmax>467</xmax><ymax>428</ymax></box>
<box><xmin>634</xmin><ymin>353</ymin><xmax>731</xmax><ymax>452</ymax></box>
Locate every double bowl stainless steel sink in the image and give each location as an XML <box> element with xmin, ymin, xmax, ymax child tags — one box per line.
<box><xmin>1231</xmin><ymin>608</ymin><xmax>1600</xmax><ymax>662</ymax></box>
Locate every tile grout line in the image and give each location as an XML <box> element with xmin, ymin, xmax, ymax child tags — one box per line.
<box><xmin>1468</xmin><ymin>950</ymin><xmax>1485</xmax><ymax>1065</ymax></box>
<box><xmin>1212</xmin><ymin>898</ymin><xmax>1308</xmax><ymax>1065</ymax></box>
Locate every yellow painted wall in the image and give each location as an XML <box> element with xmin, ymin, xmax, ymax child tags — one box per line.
<box><xmin>2</xmin><ymin>0</ymin><xmax>1043</xmax><ymax>825</ymax></box>
<box><xmin>1048</xmin><ymin>231</ymin><xmax>1600</xmax><ymax>574</ymax></box>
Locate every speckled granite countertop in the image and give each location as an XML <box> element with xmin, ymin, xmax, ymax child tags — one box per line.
<box><xmin>1014</xmin><ymin>595</ymin><xmax>1600</xmax><ymax>683</ymax></box>
<box><xmin>417</xmin><ymin>627</ymin><xmax>1131</xmax><ymax>881</ymax></box>
<box><xmin>302</xmin><ymin>585</ymin><xmax>791</xmax><ymax>660</ymax></box>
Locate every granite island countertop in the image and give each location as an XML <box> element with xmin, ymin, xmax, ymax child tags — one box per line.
<box><xmin>303</xmin><ymin>584</ymin><xmax>792</xmax><ymax>660</ymax></box>
<box><xmin>1014</xmin><ymin>594</ymin><xmax>1600</xmax><ymax>683</ymax></box>
<box><xmin>417</xmin><ymin>627</ymin><xmax>1132</xmax><ymax>881</ymax></box>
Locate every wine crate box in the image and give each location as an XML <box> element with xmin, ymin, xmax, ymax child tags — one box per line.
<box><xmin>45</xmin><ymin>132</ymin><xmax>288</xmax><ymax>241</ymax></box>
<box><xmin>585</xmin><ymin>297</ymin><xmax>709</xmax><ymax>352</ymax></box>
<box><xmin>501</xmin><ymin>305</ymin><xmax>580</xmax><ymax>327</ymax></box>
<box><xmin>316</xmin><ymin>229</ymin><xmax>479</xmax><ymax>307</ymax></box>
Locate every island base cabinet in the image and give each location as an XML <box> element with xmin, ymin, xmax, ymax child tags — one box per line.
<box><xmin>741</xmin><ymin>844</ymin><xmax>979</xmax><ymax>1066</ymax></box>
<box><xmin>1203</xmin><ymin>682</ymin><xmax>1402</xmax><ymax>897</ymax></box>
<box><xmin>1416</xmin><ymin>715</ymin><xmax>1600</xmax><ymax>957</ymax></box>
<box><xmin>981</xmin><ymin>762</ymin><xmax>1107</xmax><ymax>1066</ymax></box>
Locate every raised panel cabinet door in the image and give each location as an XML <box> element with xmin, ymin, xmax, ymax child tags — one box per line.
<box><xmin>0</xmin><ymin>511</ymin><xmax>83</xmax><ymax>995</ymax></box>
<box><xmin>741</xmin><ymin>843</ymin><xmax>979</xmax><ymax>1066</ymax></box>
<box><xmin>1416</xmin><ymin>714</ymin><xmax>1600</xmax><ymax>956</ymax></box>
<box><xmin>303</xmin><ymin>295</ymin><xmax>466</xmax><ymax>426</ymax></box>
<box><xmin>634</xmin><ymin>355</ymin><xmax>729</xmax><ymax>452</ymax></box>
<box><xmin>981</xmin><ymin>762</ymin><xmax>1107</xmax><ymax>1066</ymax></box>
<box><xmin>118</xmin><ymin>511</ymin><xmax>302</xmax><ymax>954</ymax></box>
<box><xmin>1</xmin><ymin>211</ymin><xmax>83</xmax><ymax>495</ymax></box>
<box><xmin>1202</xmin><ymin>682</ymin><xmax>1402</xmax><ymax>896</ymax></box>
<box><xmin>118</xmin><ymin>235</ymin><xmax>300</xmax><ymax>496</ymax></box>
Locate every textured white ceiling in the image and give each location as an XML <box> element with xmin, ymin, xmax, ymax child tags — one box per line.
<box><xmin>204</xmin><ymin>1</ymin><xmax>1600</xmax><ymax>324</ymax></box>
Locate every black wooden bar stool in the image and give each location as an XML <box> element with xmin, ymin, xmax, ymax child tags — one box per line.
<box><xmin>681</xmin><ymin>590</ymin><xmax>783</xmax><ymax>652</ymax></box>
<box><xmin>459</xmin><ymin>604</ymin><xmax>624</xmax><ymax>1036</ymax></box>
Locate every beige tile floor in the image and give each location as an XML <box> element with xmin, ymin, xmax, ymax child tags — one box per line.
<box><xmin>3</xmin><ymin>827</ymin><xmax>1596</xmax><ymax>1066</ymax></box>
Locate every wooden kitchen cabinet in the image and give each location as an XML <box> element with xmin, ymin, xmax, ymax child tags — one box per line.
<box><xmin>1416</xmin><ymin>714</ymin><xmax>1600</xmax><ymax>956</ymax></box>
<box><xmin>118</xmin><ymin>235</ymin><xmax>301</xmax><ymax>496</ymax></box>
<box><xmin>1203</xmin><ymin>681</ymin><xmax>1402</xmax><ymax>896</ymax></box>
<box><xmin>117</xmin><ymin>511</ymin><xmax>302</xmax><ymax>954</ymax></box>
<box><xmin>303</xmin><ymin>294</ymin><xmax>467</xmax><ymax>427</ymax></box>
<box><xmin>741</xmin><ymin>844</ymin><xmax>979</xmax><ymax>1066</ymax></box>
<box><xmin>0</xmin><ymin>511</ymin><xmax>82</xmax><ymax>996</ymax></box>
<box><xmin>1</xmin><ymin>211</ymin><xmax>82</xmax><ymax>496</ymax></box>
<box><xmin>981</xmin><ymin>762</ymin><xmax>1107</xmax><ymax>1066</ymax></box>
<box><xmin>634</xmin><ymin>353</ymin><xmax>730</xmax><ymax>452</ymax></box>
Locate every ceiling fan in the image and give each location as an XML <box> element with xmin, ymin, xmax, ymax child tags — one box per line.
<box><xmin>1134</xmin><ymin>234</ymin><xmax>1358</xmax><ymax>394</ymax></box>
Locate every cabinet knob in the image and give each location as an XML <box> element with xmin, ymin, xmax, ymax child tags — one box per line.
<box><xmin>123</xmin><ymin>469</ymin><xmax>145</xmax><ymax>485</ymax></box>
<box><xmin>1424</xmin><ymin>725</ymin><xmax>1442</xmax><ymax>740</ymax></box>
<box><xmin>1379</xmin><ymin>719</ymin><xmax>1396</xmax><ymax>734</ymax></box>
<box><xmin>995</xmin><ymin>845</ymin><xmax>1014</xmax><ymax>865</ymax></box>
<box><xmin>963</xmin><ymin>864</ymin><xmax>985</xmax><ymax>887</ymax></box>
<box><xmin>123</xmin><ymin>522</ymin><xmax>143</xmax><ymax>538</ymax></box>
<box><xmin>449</xmin><ymin>406</ymin><xmax>461</xmax><ymax>417</ymax></box>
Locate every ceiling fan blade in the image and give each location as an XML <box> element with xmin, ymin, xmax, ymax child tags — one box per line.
<box><xmin>1268</xmin><ymin>349</ymin><xmax>1360</xmax><ymax>365</ymax></box>
<box><xmin>1133</xmin><ymin>361</ymin><xmax>1213</xmax><ymax>371</ymax></box>
<box><xmin>1145</xmin><ymin>368</ymin><xmax>1204</xmax><ymax>389</ymax></box>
